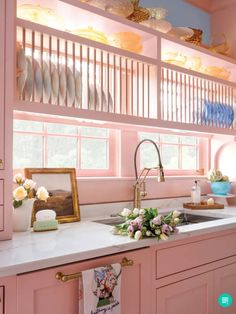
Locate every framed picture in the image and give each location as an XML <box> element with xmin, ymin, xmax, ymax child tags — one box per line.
<box><xmin>24</xmin><ymin>168</ymin><xmax>80</xmax><ymax>224</ymax></box>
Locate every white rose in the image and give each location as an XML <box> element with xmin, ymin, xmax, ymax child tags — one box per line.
<box><xmin>13</xmin><ymin>186</ymin><xmax>27</xmax><ymax>201</ymax></box>
<box><xmin>172</xmin><ymin>210</ymin><xmax>181</xmax><ymax>218</ymax></box>
<box><xmin>174</xmin><ymin>218</ymin><xmax>180</xmax><ymax>224</ymax></box>
<box><xmin>160</xmin><ymin>233</ymin><xmax>169</xmax><ymax>241</ymax></box>
<box><xmin>13</xmin><ymin>173</ymin><xmax>25</xmax><ymax>184</ymax></box>
<box><xmin>36</xmin><ymin>186</ymin><xmax>49</xmax><ymax>201</ymax></box>
<box><xmin>133</xmin><ymin>208</ymin><xmax>140</xmax><ymax>215</ymax></box>
<box><xmin>23</xmin><ymin>179</ymin><xmax>36</xmax><ymax>191</ymax></box>
<box><xmin>146</xmin><ymin>230</ymin><xmax>152</xmax><ymax>237</ymax></box>
<box><xmin>121</xmin><ymin>208</ymin><xmax>132</xmax><ymax>217</ymax></box>
<box><xmin>134</xmin><ymin>230</ymin><xmax>142</xmax><ymax>240</ymax></box>
<box><xmin>139</xmin><ymin>208</ymin><xmax>145</xmax><ymax>215</ymax></box>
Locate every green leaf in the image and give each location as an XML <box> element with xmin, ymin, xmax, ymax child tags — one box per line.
<box><xmin>13</xmin><ymin>200</ymin><xmax>23</xmax><ymax>208</ymax></box>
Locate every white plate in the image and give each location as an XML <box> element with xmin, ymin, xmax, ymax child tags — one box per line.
<box><xmin>33</xmin><ymin>59</ymin><xmax>43</xmax><ymax>102</ymax></box>
<box><xmin>16</xmin><ymin>45</ymin><xmax>27</xmax><ymax>98</ymax></box>
<box><xmin>66</xmin><ymin>66</ymin><xmax>75</xmax><ymax>107</ymax></box>
<box><xmin>50</xmin><ymin>63</ymin><xmax>59</xmax><ymax>105</ymax></box>
<box><xmin>89</xmin><ymin>84</ymin><xmax>99</xmax><ymax>110</ymax></box>
<box><xmin>59</xmin><ymin>67</ymin><xmax>66</xmax><ymax>106</ymax></box>
<box><xmin>42</xmin><ymin>61</ymin><xmax>51</xmax><ymax>103</ymax></box>
<box><xmin>74</xmin><ymin>70</ymin><xmax>82</xmax><ymax>108</ymax></box>
<box><xmin>23</xmin><ymin>56</ymin><xmax>33</xmax><ymax>101</ymax></box>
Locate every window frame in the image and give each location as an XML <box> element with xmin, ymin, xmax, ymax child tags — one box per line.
<box><xmin>13</xmin><ymin>113</ymin><xmax>118</xmax><ymax>177</ymax></box>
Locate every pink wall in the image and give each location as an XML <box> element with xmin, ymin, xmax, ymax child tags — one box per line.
<box><xmin>211</xmin><ymin>3</ymin><xmax>236</xmax><ymax>59</ymax></box>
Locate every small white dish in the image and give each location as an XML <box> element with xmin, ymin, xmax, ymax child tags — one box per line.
<box><xmin>16</xmin><ymin>45</ymin><xmax>27</xmax><ymax>98</ymax></box>
<box><xmin>59</xmin><ymin>66</ymin><xmax>66</xmax><ymax>106</ymax></box>
<box><xmin>74</xmin><ymin>70</ymin><xmax>82</xmax><ymax>108</ymax></box>
<box><xmin>66</xmin><ymin>66</ymin><xmax>75</xmax><ymax>107</ymax></box>
<box><xmin>33</xmin><ymin>59</ymin><xmax>43</xmax><ymax>102</ymax></box>
<box><xmin>42</xmin><ymin>61</ymin><xmax>51</xmax><ymax>103</ymax></box>
<box><xmin>50</xmin><ymin>63</ymin><xmax>59</xmax><ymax>105</ymax></box>
<box><xmin>23</xmin><ymin>56</ymin><xmax>33</xmax><ymax>101</ymax></box>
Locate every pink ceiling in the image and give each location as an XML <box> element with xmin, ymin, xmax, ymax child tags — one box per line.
<box><xmin>185</xmin><ymin>0</ymin><xmax>235</xmax><ymax>12</ymax></box>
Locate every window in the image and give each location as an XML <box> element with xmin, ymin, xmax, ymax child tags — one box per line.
<box><xmin>13</xmin><ymin>117</ymin><xmax>117</xmax><ymax>176</ymax></box>
<box><xmin>139</xmin><ymin>131</ymin><xmax>206</xmax><ymax>175</ymax></box>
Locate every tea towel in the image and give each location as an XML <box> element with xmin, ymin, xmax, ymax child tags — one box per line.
<box><xmin>79</xmin><ymin>263</ymin><xmax>122</xmax><ymax>314</ymax></box>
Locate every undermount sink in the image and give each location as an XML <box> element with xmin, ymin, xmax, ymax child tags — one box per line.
<box><xmin>93</xmin><ymin>213</ymin><xmax>223</xmax><ymax>227</ymax></box>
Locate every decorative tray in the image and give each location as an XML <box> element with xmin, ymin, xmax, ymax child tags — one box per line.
<box><xmin>183</xmin><ymin>202</ymin><xmax>224</xmax><ymax>210</ymax></box>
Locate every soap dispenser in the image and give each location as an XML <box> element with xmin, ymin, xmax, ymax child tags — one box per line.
<box><xmin>191</xmin><ymin>180</ymin><xmax>201</xmax><ymax>205</ymax></box>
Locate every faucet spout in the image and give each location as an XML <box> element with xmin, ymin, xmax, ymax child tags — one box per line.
<box><xmin>133</xmin><ymin>139</ymin><xmax>165</xmax><ymax>209</ymax></box>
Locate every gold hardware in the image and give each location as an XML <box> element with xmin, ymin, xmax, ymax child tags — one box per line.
<box><xmin>0</xmin><ymin>159</ymin><xmax>3</xmax><ymax>166</ymax></box>
<box><xmin>55</xmin><ymin>257</ymin><xmax>134</xmax><ymax>283</ymax></box>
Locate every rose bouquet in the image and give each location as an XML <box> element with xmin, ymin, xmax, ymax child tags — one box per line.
<box><xmin>207</xmin><ymin>169</ymin><xmax>229</xmax><ymax>182</ymax></box>
<box><xmin>113</xmin><ymin>207</ymin><xmax>181</xmax><ymax>241</ymax></box>
<box><xmin>13</xmin><ymin>173</ymin><xmax>49</xmax><ymax>208</ymax></box>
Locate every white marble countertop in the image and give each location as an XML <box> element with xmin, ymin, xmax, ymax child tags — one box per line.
<box><xmin>1</xmin><ymin>204</ymin><xmax>236</xmax><ymax>277</ymax></box>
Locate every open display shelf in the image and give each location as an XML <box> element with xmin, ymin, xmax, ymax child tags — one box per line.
<box><xmin>14</xmin><ymin>0</ymin><xmax>236</xmax><ymax>135</ymax></box>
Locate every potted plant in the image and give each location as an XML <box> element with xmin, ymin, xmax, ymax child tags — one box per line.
<box><xmin>207</xmin><ymin>169</ymin><xmax>231</xmax><ymax>195</ymax></box>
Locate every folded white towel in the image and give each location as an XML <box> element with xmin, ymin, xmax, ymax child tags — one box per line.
<box><xmin>79</xmin><ymin>263</ymin><xmax>122</xmax><ymax>314</ymax></box>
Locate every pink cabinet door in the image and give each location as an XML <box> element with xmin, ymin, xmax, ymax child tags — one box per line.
<box><xmin>17</xmin><ymin>248</ymin><xmax>151</xmax><ymax>314</ymax></box>
<box><xmin>0</xmin><ymin>0</ymin><xmax>5</xmax><ymax>170</ymax></box>
<box><xmin>214</xmin><ymin>263</ymin><xmax>236</xmax><ymax>314</ymax></box>
<box><xmin>0</xmin><ymin>287</ymin><xmax>3</xmax><ymax>314</ymax></box>
<box><xmin>156</xmin><ymin>272</ymin><xmax>214</xmax><ymax>314</ymax></box>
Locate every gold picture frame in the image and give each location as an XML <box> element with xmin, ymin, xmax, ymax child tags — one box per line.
<box><xmin>24</xmin><ymin>168</ymin><xmax>80</xmax><ymax>224</ymax></box>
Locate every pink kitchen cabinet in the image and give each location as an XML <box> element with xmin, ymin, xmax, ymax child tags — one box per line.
<box><xmin>0</xmin><ymin>0</ymin><xmax>5</xmax><ymax>170</ymax></box>
<box><xmin>214</xmin><ymin>263</ymin><xmax>236</xmax><ymax>314</ymax></box>
<box><xmin>17</xmin><ymin>248</ymin><xmax>152</xmax><ymax>314</ymax></box>
<box><xmin>0</xmin><ymin>287</ymin><xmax>3</xmax><ymax>314</ymax></box>
<box><xmin>0</xmin><ymin>276</ymin><xmax>17</xmax><ymax>314</ymax></box>
<box><xmin>156</xmin><ymin>272</ymin><xmax>214</xmax><ymax>314</ymax></box>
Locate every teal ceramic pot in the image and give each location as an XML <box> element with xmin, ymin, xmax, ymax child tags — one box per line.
<box><xmin>210</xmin><ymin>181</ymin><xmax>231</xmax><ymax>195</ymax></box>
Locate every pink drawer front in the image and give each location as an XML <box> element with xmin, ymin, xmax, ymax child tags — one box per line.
<box><xmin>0</xmin><ymin>286</ymin><xmax>3</xmax><ymax>314</ymax></box>
<box><xmin>156</xmin><ymin>232</ymin><xmax>236</xmax><ymax>279</ymax></box>
<box><xmin>0</xmin><ymin>180</ymin><xmax>3</xmax><ymax>205</ymax></box>
<box><xmin>0</xmin><ymin>206</ymin><xmax>3</xmax><ymax>231</ymax></box>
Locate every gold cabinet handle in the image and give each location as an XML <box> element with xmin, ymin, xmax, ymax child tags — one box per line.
<box><xmin>0</xmin><ymin>159</ymin><xmax>3</xmax><ymax>166</ymax></box>
<box><xmin>55</xmin><ymin>257</ymin><xmax>134</xmax><ymax>283</ymax></box>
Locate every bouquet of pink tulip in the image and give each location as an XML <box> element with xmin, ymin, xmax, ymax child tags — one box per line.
<box><xmin>113</xmin><ymin>207</ymin><xmax>181</xmax><ymax>241</ymax></box>
<box><xmin>13</xmin><ymin>173</ymin><xmax>49</xmax><ymax>208</ymax></box>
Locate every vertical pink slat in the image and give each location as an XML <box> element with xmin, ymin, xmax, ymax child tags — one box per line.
<box><xmin>131</xmin><ymin>60</ymin><xmax>134</xmax><ymax>116</ymax></box>
<box><xmin>196</xmin><ymin>77</ymin><xmax>199</xmax><ymax>125</ymax></box>
<box><xmin>32</xmin><ymin>31</ymin><xmax>35</xmax><ymax>102</ymax></box>
<box><xmin>125</xmin><ymin>58</ymin><xmax>128</xmax><ymax>115</ymax></box>
<box><xmin>49</xmin><ymin>35</ymin><xmax>52</xmax><ymax>104</ymax></box>
<box><xmin>79</xmin><ymin>44</ymin><xmax>83</xmax><ymax>109</ymax></box>
<box><xmin>93</xmin><ymin>48</ymin><xmax>97</xmax><ymax>111</ymax></box>
<box><xmin>72</xmin><ymin>42</ymin><xmax>75</xmax><ymax>108</ymax></box>
<box><xmin>166</xmin><ymin>68</ymin><xmax>169</xmax><ymax>121</ymax></box>
<box><xmin>57</xmin><ymin>38</ymin><xmax>60</xmax><ymax>106</ymax></box>
<box><xmin>119</xmin><ymin>56</ymin><xmax>122</xmax><ymax>114</ymax></box>
<box><xmin>113</xmin><ymin>54</ymin><xmax>116</xmax><ymax>114</ymax></box>
<box><xmin>137</xmin><ymin>61</ymin><xmax>139</xmax><ymax>117</ymax></box>
<box><xmin>147</xmin><ymin>65</ymin><xmax>150</xmax><ymax>118</ymax></box>
<box><xmin>65</xmin><ymin>40</ymin><xmax>68</xmax><ymax>107</ymax></box>
<box><xmin>184</xmin><ymin>74</ymin><xmax>187</xmax><ymax>123</ymax></box>
<box><xmin>22</xmin><ymin>27</ymin><xmax>26</xmax><ymax>101</ymax></box>
<box><xmin>87</xmin><ymin>46</ymin><xmax>89</xmax><ymax>109</ymax></box>
<box><xmin>142</xmin><ymin>63</ymin><xmax>145</xmax><ymax>118</ymax></box>
<box><xmin>161</xmin><ymin>67</ymin><xmax>164</xmax><ymax>120</ymax></box>
<box><xmin>100</xmin><ymin>50</ymin><xmax>103</xmax><ymax>112</ymax></box>
<box><xmin>180</xmin><ymin>72</ymin><xmax>183</xmax><ymax>123</ymax></box>
<box><xmin>188</xmin><ymin>75</ymin><xmax>191</xmax><ymax>124</ymax></box>
<box><xmin>107</xmin><ymin>52</ymin><xmax>110</xmax><ymax>113</ymax></box>
<box><xmin>170</xmin><ymin>69</ymin><xmax>174</xmax><ymax>122</ymax></box>
<box><xmin>40</xmin><ymin>33</ymin><xmax>43</xmax><ymax>103</ymax></box>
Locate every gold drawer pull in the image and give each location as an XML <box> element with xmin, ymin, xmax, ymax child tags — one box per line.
<box><xmin>55</xmin><ymin>257</ymin><xmax>134</xmax><ymax>282</ymax></box>
<box><xmin>0</xmin><ymin>159</ymin><xmax>3</xmax><ymax>166</ymax></box>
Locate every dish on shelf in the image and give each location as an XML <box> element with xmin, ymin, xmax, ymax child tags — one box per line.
<box><xmin>66</xmin><ymin>66</ymin><xmax>75</xmax><ymax>107</ymax></box>
<box><xmin>33</xmin><ymin>59</ymin><xmax>43</xmax><ymax>102</ymax></box>
<box><xmin>108</xmin><ymin>31</ymin><xmax>143</xmax><ymax>54</ymax></box>
<box><xmin>162</xmin><ymin>52</ymin><xmax>186</xmax><ymax>67</ymax></box>
<box><xmin>167</xmin><ymin>27</ymin><xmax>194</xmax><ymax>40</ymax></box>
<box><xmin>127</xmin><ymin>0</ymin><xmax>150</xmax><ymax>23</ymax></box>
<box><xmin>202</xmin><ymin>102</ymin><xmax>234</xmax><ymax>127</ymax></box>
<box><xmin>140</xmin><ymin>8</ymin><xmax>172</xmax><ymax>34</ymax></box>
<box><xmin>50</xmin><ymin>63</ymin><xmax>59</xmax><ymax>105</ymax></box>
<box><xmin>74</xmin><ymin>70</ymin><xmax>82</xmax><ymax>108</ymax></box>
<box><xmin>80</xmin><ymin>0</ymin><xmax>134</xmax><ymax>17</ymax></box>
<box><xmin>23</xmin><ymin>56</ymin><xmax>33</xmax><ymax>101</ymax></box>
<box><xmin>17</xmin><ymin>4</ymin><xmax>65</xmax><ymax>31</ymax></box>
<box><xmin>98</xmin><ymin>88</ymin><xmax>114</xmax><ymax>112</ymax></box>
<box><xmin>185</xmin><ymin>56</ymin><xmax>202</xmax><ymax>71</ymax></box>
<box><xmin>71</xmin><ymin>26</ymin><xmax>108</xmax><ymax>44</ymax></box>
<box><xmin>42</xmin><ymin>61</ymin><xmax>51</xmax><ymax>104</ymax></box>
<box><xmin>16</xmin><ymin>43</ymin><xmax>27</xmax><ymax>98</ymax></box>
<box><xmin>201</xmin><ymin>66</ymin><xmax>231</xmax><ymax>80</ymax></box>
<box><xmin>59</xmin><ymin>67</ymin><xmax>67</xmax><ymax>106</ymax></box>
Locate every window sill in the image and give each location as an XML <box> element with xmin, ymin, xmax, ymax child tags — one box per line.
<box><xmin>77</xmin><ymin>175</ymin><xmax>208</xmax><ymax>181</ymax></box>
